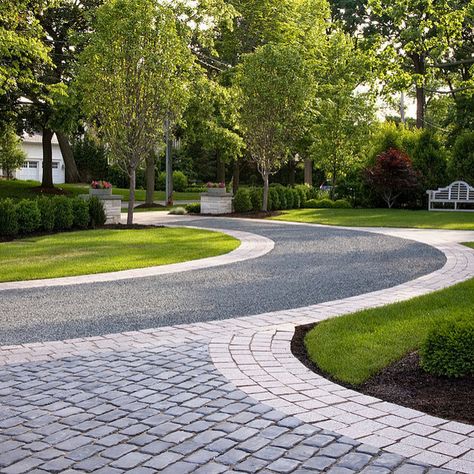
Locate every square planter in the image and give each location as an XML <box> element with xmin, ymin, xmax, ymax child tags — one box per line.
<box><xmin>207</xmin><ymin>188</ymin><xmax>227</xmax><ymax>196</ymax></box>
<box><xmin>89</xmin><ymin>188</ymin><xmax>112</xmax><ymax>197</ymax></box>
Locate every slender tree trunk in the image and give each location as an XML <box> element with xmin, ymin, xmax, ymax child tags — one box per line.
<box><xmin>56</xmin><ymin>132</ymin><xmax>80</xmax><ymax>183</ymax></box>
<box><xmin>217</xmin><ymin>156</ymin><xmax>226</xmax><ymax>183</ymax></box>
<box><xmin>145</xmin><ymin>153</ymin><xmax>155</xmax><ymax>206</ymax></box>
<box><xmin>304</xmin><ymin>158</ymin><xmax>313</xmax><ymax>186</ymax></box>
<box><xmin>262</xmin><ymin>171</ymin><xmax>269</xmax><ymax>212</ymax></box>
<box><xmin>232</xmin><ymin>161</ymin><xmax>240</xmax><ymax>194</ymax></box>
<box><xmin>41</xmin><ymin>128</ymin><xmax>54</xmax><ymax>188</ymax></box>
<box><xmin>127</xmin><ymin>167</ymin><xmax>136</xmax><ymax>225</ymax></box>
<box><xmin>288</xmin><ymin>158</ymin><xmax>295</xmax><ymax>186</ymax></box>
<box><xmin>413</xmin><ymin>54</ymin><xmax>426</xmax><ymax>129</ymax></box>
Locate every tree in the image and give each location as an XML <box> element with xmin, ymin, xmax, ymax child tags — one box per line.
<box><xmin>236</xmin><ymin>43</ymin><xmax>310</xmax><ymax>211</ymax></box>
<box><xmin>78</xmin><ymin>0</ymin><xmax>194</xmax><ymax>224</ymax></box>
<box><xmin>450</xmin><ymin>131</ymin><xmax>474</xmax><ymax>184</ymax></box>
<box><xmin>365</xmin><ymin>148</ymin><xmax>420</xmax><ymax>208</ymax></box>
<box><xmin>310</xmin><ymin>31</ymin><xmax>375</xmax><ymax>198</ymax></box>
<box><xmin>0</xmin><ymin>127</ymin><xmax>26</xmax><ymax>179</ymax></box>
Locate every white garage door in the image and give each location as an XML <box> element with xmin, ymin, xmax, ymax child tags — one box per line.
<box><xmin>20</xmin><ymin>161</ymin><xmax>40</xmax><ymax>181</ymax></box>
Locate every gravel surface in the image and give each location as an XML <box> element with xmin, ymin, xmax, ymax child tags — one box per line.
<box><xmin>0</xmin><ymin>218</ymin><xmax>446</xmax><ymax>345</ymax></box>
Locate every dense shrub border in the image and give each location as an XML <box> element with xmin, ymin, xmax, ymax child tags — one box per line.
<box><xmin>0</xmin><ymin>196</ymin><xmax>106</xmax><ymax>238</ymax></box>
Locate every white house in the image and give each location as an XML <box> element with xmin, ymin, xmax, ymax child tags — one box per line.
<box><xmin>10</xmin><ymin>133</ymin><xmax>66</xmax><ymax>184</ymax></box>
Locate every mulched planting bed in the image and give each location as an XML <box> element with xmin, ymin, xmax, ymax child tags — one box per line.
<box><xmin>291</xmin><ymin>323</ymin><xmax>474</xmax><ymax>425</ymax></box>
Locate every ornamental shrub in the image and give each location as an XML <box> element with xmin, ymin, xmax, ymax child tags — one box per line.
<box><xmin>52</xmin><ymin>196</ymin><xmax>74</xmax><ymax>230</ymax></box>
<box><xmin>274</xmin><ymin>186</ymin><xmax>287</xmax><ymax>209</ymax></box>
<box><xmin>72</xmin><ymin>198</ymin><xmax>90</xmax><ymax>229</ymax></box>
<box><xmin>304</xmin><ymin>198</ymin><xmax>335</xmax><ymax>209</ymax></box>
<box><xmin>285</xmin><ymin>188</ymin><xmax>294</xmax><ymax>209</ymax></box>
<box><xmin>185</xmin><ymin>202</ymin><xmax>201</xmax><ymax>214</ymax></box>
<box><xmin>16</xmin><ymin>199</ymin><xmax>41</xmax><ymax>234</ymax></box>
<box><xmin>88</xmin><ymin>197</ymin><xmax>106</xmax><ymax>227</ymax></box>
<box><xmin>37</xmin><ymin>197</ymin><xmax>55</xmax><ymax>232</ymax></box>
<box><xmin>420</xmin><ymin>321</ymin><xmax>474</xmax><ymax>378</ymax></box>
<box><xmin>268</xmin><ymin>187</ymin><xmax>280</xmax><ymax>211</ymax></box>
<box><xmin>290</xmin><ymin>188</ymin><xmax>300</xmax><ymax>208</ymax></box>
<box><xmin>173</xmin><ymin>171</ymin><xmax>188</xmax><ymax>192</ymax></box>
<box><xmin>233</xmin><ymin>188</ymin><xmax>252</xmax><ymax>213</ymax></box>
<box><xmin>169</xmin><ymin>206</ymin><xmax>187</xmax><ymax>215</ymax></box>
<box><xmin>250</xmin><ymin>187</ymin><xmax>263</xmax><ymax>211</ymax></box>
<box><xmin>450</xmin><ymin>131</ymin><xmax>474</xmax><ymax>184</ymax></box>
<box><xmin>0</xmin><ymin>198</ymin><xmax>18</xmax><ymax>236</ymax></box>
<box><xmin>294</xmin><ymin>185</ymin><xmax>309</xmax><ymax>204</ymax></box>
<box><xmin>333</xmin><ymin>199</ymin><xmax>352</xmax><ymax>209</ymax></box>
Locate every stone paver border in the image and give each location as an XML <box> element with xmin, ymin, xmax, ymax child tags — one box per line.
<box><xmin>0</xmin><ymin>226</ymin><xmax>274</xmax><ymax>292</ymax></box>
<box><xmin>1</xmin><ymin>216</ymin><xmax>473</xmax><ymax>472</ymax></box>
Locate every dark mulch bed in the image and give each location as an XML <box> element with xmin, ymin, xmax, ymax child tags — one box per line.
<box><xmin>291</xmin><ymin>323</ymin><xmax>474</xmax><ymax>425</ymax></box>
<box><xmin>196</xmin><ymin>211</ymin><xmax>281</xmax><ymax>219</ymax></box>
<box><xmin>0</xmin><ymin>224</ymin><xmax>163</xmax><ymax>243</ymax></box>
<box><xmin>30</xmin><ymin>186</ymin><xmax>70</xmax><ymax>196</ymax></box>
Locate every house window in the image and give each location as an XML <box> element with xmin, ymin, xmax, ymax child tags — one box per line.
<box><xmin>22</xmin><ymin>162</ymin><xmax>28</xmax><ymax>168</ymax></box>
<box><xmin>26</xmin><ymin>161</ymin><xmax>38</xmax><ymax>168</ymax></box>
<box><xmin>52</xmin><ymin>162</ymin><xmax>59</xmax><ymax>169</ymax></box>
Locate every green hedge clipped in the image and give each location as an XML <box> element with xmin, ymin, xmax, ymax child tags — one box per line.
<box><xmin>420</xmin><ymin>321</ymin><xmax>474</xmax><ymax>378</ymax></box>
<box><xmin>16</xmin><ymin>199</ymin><xmax>41</xmax><ymax>233</ymax></box>
<box><xmin>233</xmin><ymin>188</ymin><xmax>252</xmax><ymax>213</ymax></box>
<box><xmin>0</xmin><ymin>198</ymin><xmax>18</xmax><ymax>236</ymax></box>
<box><xmin>294</xmin><ymin>184</ymin><xmax>309</xmax><ymax>204</ymax></box>
<box><xmin>250</xmin><ymin>187</ymin><xmax>263</xmax><ymax>211</ymax></box>
<box><xmin>303</xmin><ymin>198</ymin><xmax>351</xmax><ymax>209</ymax></box>
<box><xmin>88</xmin><ymin>196</ymin><xmax>106</xmax><ymax>227</ymax></box>
<box><xmin>37</xmin><ymin>197</ymin><xmax>55</xmax><ymax>231</ymax></box>
<box><xmin>72</xmin><ymin>198</ymin><xmax>90</xmax><ymax>229</ymax></box>
<box><xmin>290</xmin><ymin>188</ymin><xmax>301</xmax><ymax>208</ymax></box>
<box><xmin>52</xmin><ymin>196</ymin><xmax>74</xmax><ymax>230</ymax></box>
<box><xmin>185</xmin><ymin>202</ymin><xmax>201</xmax><ymax>214</ymax></box>
<box><xmin>333</xmin><ymin>199</ymin><xmax>352</xmax><ymax>209</ymax></box>
<box><xmin>268</xmin><ymin>187</ymin><xmax>281</xmax><ymax>211</ymax></box>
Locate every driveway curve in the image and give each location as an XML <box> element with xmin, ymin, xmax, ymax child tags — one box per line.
<box><xmin>0</xmin><ymin>217</ymin><xmax>446</xmax><ymax>345</ymax></box>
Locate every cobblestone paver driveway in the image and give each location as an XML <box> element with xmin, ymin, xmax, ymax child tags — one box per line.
<box><xmin>0</xmin><ymin>341</ymin><xmax>447</xmax><ymax>474</ymax></box>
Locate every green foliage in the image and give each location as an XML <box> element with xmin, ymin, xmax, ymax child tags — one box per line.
<box><xmin>333</xmin><ymin>199</ymin><xmax>352</xmax><ymax>209</ymax></box>
<box><xmin>169</xmin><ymin>206</ymin><xmax>187</xmax><ymax>215</ymax></box>
<box><xmin>172</xmin><ymin>171</ymin><xmax>188</xmax><ymax>192</ymax></box>
<box><xmin>0</xmin><ymin>126</ymin><xmax>26</xmax><ymax>178</ymax></box>
<box><xmin>304</xmin><ymin>198</ymin><xmax>336</xmax><ymax>209</ymax></box>
<box><xmin>52</xmin><ymin>196</ymin><xmax>74</xmax><ymax>231</ymax></box>
<box><xmin>450</xmin><ymin>131</ymin><xmax>474</xmax><ymax>184</ymax></box>
<box><xmin>290</xmin><ymin>188</ymin><xmax>301</xmax><ymax>208</ymax></box>
<box><xmin>72</xmin><ymin>198</ymin><xmax>90</xmax><ymax>229</ymax></box>
<box><xmin>268</xmin><ymin>187</ymin><xmax>280</xmax><ymax>211</ymax></box>
<box><xmin>0</xmin><ymin>198</ymin><xmax>18</xmax><ymax>236</ymax></box>
<box><xmin>294</xmin><ymin>184</ymin><xmax>310</xmax><ymax>204</ymax></box>
<box><xmin>185</xmin><ymin>202</ymin><xmax>201</xmax><ymax>214</ymax></box>
<box><xmin>15</xmin><ymin>199</ymin><xmax>40</xmax><ymax>233</ymax></box>
<box><xmin>233</xmin><ymin>188</ymin><xmax>252</xmax><ymax>213</ymax></box>
<box><xmin>73</xmin><ymin>136</ymin><xmax>108</xmax><ymax>182</ymax></box>
<box><xmin>284</xmin><ymin>188</ymin><xmax>294</xmax><ymax>209</ymax></box>
<box><xmin>249</xmin><ymin>187</ymin><xmax>263</xmax><ymax>211</ymax></box>
<box><xmin>37</xmin><ymin>197</ymin><xmax>55</xmax><ymax>232</ymax></box>
<box><xmin>88</xmin><ymin>197</ymin><xmax>106</xmax><ymax>228</ymax></box>
<box><xmin>421</xmin><ymin>321</ymin><xmax>474</xmax><ymax>378</ymax></box>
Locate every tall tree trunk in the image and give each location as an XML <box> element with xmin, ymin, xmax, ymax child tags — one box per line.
<box><xmin>217</xmin><ymin>156</ymin><xmax>226</xmax><ymax>183</ymax></box>
<box><xmin>232</xmin><ymin>161</ymin><xmax>240</xmax><ymax>194</ymax></box>
<box><xmin>413</xmin><ymin>54</ymin><xmax>426</xmax><ymax>129</ymax></box>
<box><xmin>56</xmin><ymin>132</ymin><xmax>80</xmax><ymax>183</ymax></box>
<box><xmin>262</xmin><ymin>171</ymin><xmax>269</xmax><ymax>211</ymax></box>
<box><xmin>41</xmin><ymin>128</ymin><xmax>54</xmax><ymax>188</ymax></box>
<box><xmin>288</xmin><ymin>158</ymin><xmax>295</xmax><ymax>186</ymax></box>
<box><xmin>145</xmin><ymin>153</ymin><xmax>155</xmax><ymax>206</ymax></box>
<box><xmin>304</xmin><ymin>158</ymin><xmax>313</xmax><ymax>186</ymax></box>
<box><xmin>127</xmin><ymin>167</ymin><xmax>136</xmax><ymax>225</ymax></box>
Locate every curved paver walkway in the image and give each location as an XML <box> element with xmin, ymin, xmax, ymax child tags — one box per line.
<box><xmin>0</xmin><ymin>214</ymin><xmax>473</xmax><ymax>473</ymax></box>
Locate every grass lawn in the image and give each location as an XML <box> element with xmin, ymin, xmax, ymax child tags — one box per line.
<box><xmin>0</xmin><ymin>227</ymin><xmax>239</xmax><ymax>282</ymax></box>
<box><xmin>271</xmin><ymin>208</ymin><xmax>474</xmax><ymax>230</ymax></box>
<box><xmin>305</xmin><ymin>243</ymin><xmax>474</xmax><ymax>385</ymax></box>
<box><xmin>0</xmin><ymin>180</ymin><xmax>200</xmax><ymax>202</ymax></box>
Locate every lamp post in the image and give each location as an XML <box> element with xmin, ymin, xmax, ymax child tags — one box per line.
<box><xmin>165</xmin><ymin>115</ymin><xmax>173</xmax><ymax>206</ymax></box>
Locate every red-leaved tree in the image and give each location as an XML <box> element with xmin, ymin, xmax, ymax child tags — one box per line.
<box><xmin>365</xmin><ymin>148</ymin><xmax>420</xmax><ymax>208</ymax></box>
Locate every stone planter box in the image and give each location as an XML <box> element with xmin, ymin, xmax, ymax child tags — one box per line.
<box><xmin>201</xmin><ymin>193</ymin><xmax>233</xmax><ymax>214</ymax></box>
<box><xmin>81</xmin><ymin>194</ymin><xmax>122</xmax><ymax>224</ymax></box>
<box><xmin>207</xmin><ymin>188</ymin><xmax>227</xmax><ymax>196</ymax></box>
<box><xmin>89</xmin><ymin>188</ymin><xmax>112</xmax><ymax>197</ymax></box>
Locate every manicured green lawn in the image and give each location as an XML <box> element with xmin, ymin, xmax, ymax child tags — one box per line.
<box><xmin>0</xmin><ymin>227</ymin><xmax>239</xmax><ymax>282</ymax></box>
<box><xmin>0</xmin><ymin>180</ymin><xmax>200</xmax><ymax>202</ymax></box>
<box><xmin>271</xmin><ymin>208</ymin><xmax>474</xmax><ymax>230</ymax></box>
<box><xmin>305</xmin><ymin>245</ymin><xmax>474</xmax><ymax>386</ymax></box>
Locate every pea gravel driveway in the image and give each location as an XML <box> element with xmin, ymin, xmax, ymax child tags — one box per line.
<box><xmin>0</xmin><ymin>218</ymin><xmax>445</xmax><ymax>346</ymax></box>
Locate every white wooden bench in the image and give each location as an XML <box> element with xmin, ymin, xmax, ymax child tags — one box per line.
<box><xmin>426</xmin><ymin>181</ymin><xmax>474</xmax><ymax>211</ymax></box>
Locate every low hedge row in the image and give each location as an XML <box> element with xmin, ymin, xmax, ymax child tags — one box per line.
<box><xmin>420</xmin><ymin>321</ymin><xmax>473</xmax><ymax>378</ymax></box>
<box><xmin>304</xmin><ymin>198</ymin><xmax>352</xmax><ymax>209</ymax></box>
<box><xmin>0</xmin><ymin>196</ymin><xmax>106</xmax><ymax>237</ymax></box>
<box><xmin>234</xmin><ymin>184</ymin><xmax>311</xmax><ymax>213</ymax></box>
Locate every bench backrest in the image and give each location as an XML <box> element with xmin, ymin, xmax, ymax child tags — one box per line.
<box><xmin>429</xmin><ymin>181</ymin><xmax>474</xmax><ymax>201</ymax></box>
